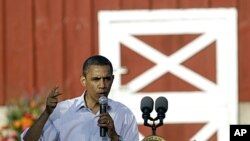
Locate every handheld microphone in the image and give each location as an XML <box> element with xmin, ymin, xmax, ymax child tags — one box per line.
<box><xmin>155</xmin><ymin>96</ymin><xmax>168</xmax><ymax>122</ymax></box>
<box><xmin>140</xmin><ymin>96</ymin><xmax>154</xmax><ymax>124</ymax></box>
<box><xmin>99</xmin><ymin>96</ymin><xmax>108</xmax><ymax>137</ymax></box>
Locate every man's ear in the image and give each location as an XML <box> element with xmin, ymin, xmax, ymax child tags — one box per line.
<box><xmin>80</xmin><ymin>76</ymin><xmax>86</xmax><ymax>87</ymax></box>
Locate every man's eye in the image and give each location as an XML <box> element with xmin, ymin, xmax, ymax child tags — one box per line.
<box><xmin>92</xmin><ymin>78</ymin><xmax>100</xmax><ymax>81</ymax></box>
<box><xmin>105</xmin><ymin>77</ymin><xmax>111</xmax><ymax>80</ymax></box>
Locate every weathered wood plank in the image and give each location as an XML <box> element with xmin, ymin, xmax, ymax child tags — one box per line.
<box><xmin>33</xmin><ymin>0</ymin><xmax>64</xmax><ymax>98</ymax></box>
<box><xmin>5</xmin><ymin>0</ymin><xmax>34</xmax><ymax>101</ymax></box>
<box><xmin>62</xmin><ymin>0</ymin><xmax>93</xmax><ymax>98</ymax></box>
<box><xmin>0</xmin><ymin>0</ymin><xmax>5</xmax><ymax>104</ymax></box>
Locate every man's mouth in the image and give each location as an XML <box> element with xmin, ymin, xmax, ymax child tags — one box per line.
<box><xmin>97</xmin><ymin>92</ymin><xmax>106</xmax><ymax>95</ymax></box>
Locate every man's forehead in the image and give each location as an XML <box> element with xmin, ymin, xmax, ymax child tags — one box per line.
<box><xmin>88</xmin><ymin>64</ymin><xmax>111</xmax><ymax>70</ymax></box>
<box><xmin>86</xmin><ymin>65</ymin><xmax>112</xmax><ymax>76</ymax></box>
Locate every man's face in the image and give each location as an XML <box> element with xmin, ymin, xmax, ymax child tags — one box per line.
<box><xmin>81</xmin><ymin>65</ymin><xmax>114</xmax><ymax>102</ymax></box>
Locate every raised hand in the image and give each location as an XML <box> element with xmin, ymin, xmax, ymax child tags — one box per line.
<box><xmin>45</xmin><ymin>86</ymin><xmax>62</xmax><ymax>115</ymax></box>
<box><xmin>23</xmin><ymin>86</ymin><xmax>62</xmax><ymax>141</ymax></box>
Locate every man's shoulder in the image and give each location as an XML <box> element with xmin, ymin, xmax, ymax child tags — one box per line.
<box><xmin>108</xmin><ymin>99</ymin><xmax>132</xmax><ymax>112</ymax></box>
<box><xmin>59</xmin><ymin>96</ymin><xmax>81</xmax><ymax>105</ymax></box>
<box><xmin>108</xmin><ymin>99</ymin><xmax>137</xmax><ymax>123</ymax></box>
<box><xmin>57</xmin><ymin>96</ymin><xmax>81</xmax><ymax>108</ymax></box>
<box><xmin>50</xmin><ymin>95</ymin><xmax>82</xmax><ymax>120</ymax></box>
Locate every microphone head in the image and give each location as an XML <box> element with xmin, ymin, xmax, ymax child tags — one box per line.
<box><xmin>155</xmin><ymin>96</ymin><xmax>168</xmax><ymax>114</ymax></box>
<box><xmin>140</xmin><ymin>96</ymin><xmax>154</xmax><ymax>115</ymax></box>
<box><xmin>99</xmin><ymin>96</ymin><xmax>108</xmax><ymax>105</ymax></box>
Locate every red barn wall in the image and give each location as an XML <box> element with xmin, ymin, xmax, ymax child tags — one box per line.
<box><xmin>0</xmin><ymin>0</ymin><xmax>249</xmax><ymax>140</ymax></box>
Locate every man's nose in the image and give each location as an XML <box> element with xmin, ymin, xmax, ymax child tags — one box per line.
<box><xmin>99</xmin><ymin>79</ymin><xmax>105</xmax><ymax>88</ymax></box>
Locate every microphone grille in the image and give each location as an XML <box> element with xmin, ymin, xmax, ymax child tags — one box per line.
<box><xmin>155</xmin><ymin>96</ymin><xmax>168</xmax><ymax>113</ymax></box>
<box><xmin>99</xmin><ymin>96</ymin><xmax>108</xmax><ymax>104</ymax></box>
<box><xmin>140</xmin><ymin>96</ymin><xmax>154</xmax><ymax>113</ymax></box>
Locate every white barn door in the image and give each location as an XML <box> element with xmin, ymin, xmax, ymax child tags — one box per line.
<box><xmin>98</xmin><ymin>8</ymin><xmax>238</xmax><ymax>141</ymax></box>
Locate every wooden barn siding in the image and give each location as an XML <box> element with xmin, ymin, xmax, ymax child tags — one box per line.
<box><xmin>0</xmin><ymin>0</ymin><xmax>247</xmax><ymax>140</ymax></box>
<box><xmin>3</xmin><ymin>0</ymin><xmax>35</xmax><ymax>102</ymax></box>
<box><xmin>0</xmin><ymin>1</ymin><xmax>247</xmax><ymax>97</ymax></box>
<box><xmin>1</xmin><ymin>0</ymin><xmax>247</xmax><ymax>103</ymax></box>
<box><xmin>0</xmin><ymin>0</ymin><xmax>4</xmax><ymax>104</ymax></box>
<box><xmin>238</xmin><ymin>0</ymin><xmax>250</xmax><ymax>102</ymax></box>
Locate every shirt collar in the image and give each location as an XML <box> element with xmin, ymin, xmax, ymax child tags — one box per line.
<box><xmin>75</xmin><ymin>93</ymin><xmax>86</xmax><ymax>111</ymax></box>
<box><xmin>75</xmin><ymin>91</ymin><xmax>111</xmax><ymax>112</ymax></box>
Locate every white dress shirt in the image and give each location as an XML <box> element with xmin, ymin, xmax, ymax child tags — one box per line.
<box><xmin>21</xmin><ymin>93</ymin><xmax>139</xmax><ymax>141</ymax></box>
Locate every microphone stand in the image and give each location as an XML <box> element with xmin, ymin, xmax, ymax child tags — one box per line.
<box><xmin>143</xmin><ymin>116</ymin><xmax>164</xmax><ymax>136</ymax></box>
<box><xmin>141</xmin><ymin>96</ymin><xmax>168</xmax><ymax>140</ymax></box>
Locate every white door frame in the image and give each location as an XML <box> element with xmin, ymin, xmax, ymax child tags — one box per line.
<box><xmin>98</xmin><ymin>8</ymin><xmax>238</xmax><ymax>141</ymax></box>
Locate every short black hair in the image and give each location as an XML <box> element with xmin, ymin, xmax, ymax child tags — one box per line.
<box><xmin>82</xmin><ymin>55</ymin><xmax>113</xmax><ymax>76</ymax></box>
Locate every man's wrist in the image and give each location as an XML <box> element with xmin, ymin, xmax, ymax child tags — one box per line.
<box><xmin>117</xmin><ymin>135</ymin><xmax>122</xmax><ymax>141</ymax></box>
<box><xmin>41</xmin><ymin>110</ymin><xmax>50</xmax><ymax>119</ymax></box>
<box><xmin>111</xmin><ymin>134</ymin><xmax>121</xmax><ymax>141</ymax></box>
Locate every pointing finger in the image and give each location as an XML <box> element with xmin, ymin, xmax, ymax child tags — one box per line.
<box><xmin>51</xmin><ymin>92</ymin><xmax>63</xmax><ymax>98</ymax></box>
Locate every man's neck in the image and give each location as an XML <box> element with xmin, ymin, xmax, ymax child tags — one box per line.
<box><xmin>84</xmin><ymin>93</ymin><xmax>100</xmax><ymax>113</ymax></box>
